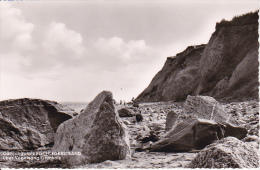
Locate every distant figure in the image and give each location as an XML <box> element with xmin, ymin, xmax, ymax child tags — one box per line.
<box><xmin>132</xmin><ymin>97</ymin><xmax>135</xmax><ymax>103</ymax></box>
<box><xmin>123</xmin><ymin>100</ymin><xmax>126</xmax><ymax>105</ymax></box>
<box><xmin>120</xmin><ymin>100</ymin><xmax>122</xmax><ymax>105</ymax></box>
<box><xmin>136</xmin><ymin>111</ymin><xmax>143</xmax><ymax>123</ymax></box>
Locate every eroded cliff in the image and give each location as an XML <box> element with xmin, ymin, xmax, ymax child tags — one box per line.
<box><xmin>136</xmin><ymin>11</ymin><xmax>258</xmax><ymax>102</ymax></box>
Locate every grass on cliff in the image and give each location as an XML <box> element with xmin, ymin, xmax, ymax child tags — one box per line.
<box><xmin>214</xmin><ymin>11</ymin><xmax>258</xmax><ymax>36</ymax></box>
<box><xmin>218</xmin><ymin>11</ymin><xmax>258</xmax><ymax>26</ymax></box>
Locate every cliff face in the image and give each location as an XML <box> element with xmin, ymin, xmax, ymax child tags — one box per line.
<box><xmin>137</xmin><ymin>44</ymin><xmax>206</xmax><ymax>102</ymax></box>
<box><xmin>136</xmin><ymin>12</ymin><xmax>258</xmax><ymax>102</ymax></box>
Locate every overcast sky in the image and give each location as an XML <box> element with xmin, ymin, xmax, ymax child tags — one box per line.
<box><xmin>0</xmin><ymin>0</ymin><xmax>258</xmax><ymax>103</ymax></box>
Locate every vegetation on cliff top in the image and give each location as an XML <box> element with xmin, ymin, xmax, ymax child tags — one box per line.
<box><xmin>214</xmin><ymin>11</ymin><xmax>258</xmax><ymax>35</ymax></box>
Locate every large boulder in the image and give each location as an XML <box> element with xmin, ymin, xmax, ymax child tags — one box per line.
<box><xmin>0</xmin><ymin>98</ymin><xmax>73</xmax><ymax>150</ymax></box>
<box><xmin>141</xmin><ymin>119</ymin><xmax>224</xmax><ymax>152</ymax></box>
<box><xmin>165</xmin><ymin>111</ymin><xmax>179</xmax><ymax>132</ymax></box>
<box><xmin>118</xmin><ymin>108</ymin><xmax>135</xmax><ymax>117</ymax></box>
<box><xmin>187</xmin><ymin>137</ymin><xmax>259</xmax><ymax>168</ymax></box>
<box><xmin>182</xmin><ymin>95</ymin><xmax>247</xmax><ymax>140</ymax></box>
<box><xmin>183</xmin><ymin>95</ymin><xmax>239</xmax><ymax>126</ymax></box>
<box><xmin>52</xmin><ymin>91</ymin><xmax>131</xmax><ymax>166</ymax></box>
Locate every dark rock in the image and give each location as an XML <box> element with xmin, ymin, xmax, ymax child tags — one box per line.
<box><xmin>187</xmin><ymin>137</ymin><xmax>259</xmax><ymax>168</ymax></box>
<box><xmin>224</xmin><ymin>123</ymin><xmax>247</xmax><ymax>139</ymax></box>
<box><xmin>52</xmin><ymin>91</ymin><xmax>131</xmax><ymax>166</ymax></box>
<box><xmin>0</xmin><ymin>98</ymin><xmax>73</xmax><ymax>150</ymax></box>
<box><xmin>140</xmin><ymin>131</ymin><xmax>160</xmax><ymax>143</ymax></box>
<box><xmin>135</xmin><ymin>114</ymin><xmax>143</xmax><ymax>122</ymax></box>
<box><xmin>118</xmin><ymin>108</ymin><xmax>135</xmax><ymax>117</ymax></box>
<box><xmin>142</xmin><ymin>119</ymin><xmax>224</xmax><ymax>152</ymax></box>
<box><xmin>133</xmin><ymin>103</ymin><xmax>139</xmax><ymax>108</ymax></box>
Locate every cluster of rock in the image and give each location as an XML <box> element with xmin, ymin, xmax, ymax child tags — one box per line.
<box><xmin>223</xmin><ymin>100</ymin><xmax>259</xmax><ymax>137</ymax></box>
<box><xmin>0</xmin><ymin>91</ymin><xmax>131</xmax><ymax>167</ymax></box>
<box><xmin>0</xmin><ymin>11</ymin><xmax>259</xmax><ymax>169</ymax></box>
<box><xmin>139</xmin><ymin>96</ymin><xmax>247</xmax><ymax>152</ymax></box>
<box><xmin>111</xmin><ymin>94</ymin><xmax>258</xmax><ymax>168</ymax></box>
<box><xmin>135</xmin><ymin>95</ymin><xmax>258</xmax><ymax>168</ymax></box>
<box><xmin>0</xmin><ymin>91</ymin><xmax>258</xmax><ymax>168</ymax></box>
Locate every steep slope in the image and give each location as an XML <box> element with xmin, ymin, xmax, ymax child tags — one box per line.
<box><xmin>136</xmin><ymin>11</ymin><xmax>258</xmax><ymax>102</ymax></box>
<box><xmin>137</xmin><ymin>44</ymin><xmax>206</xmax><ymax>102</ymax></box>
<box><xmin>195</xmin><ymin>12</ymin><xmax>259</xmax><ymax>100</ymax></box>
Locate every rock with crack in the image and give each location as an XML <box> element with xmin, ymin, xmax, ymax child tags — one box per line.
<box><xmin>52</xmin><ymin>91</ymin><xmax>131</xmax><ymax>166</ymax></box>
<box><xmin>182</xmin><ymin>95</ymin><xmax>247</xmax><ymax>140</ymax></box>
<box><xmin>187</xmin><ymin>137</ymin><xmax>259</xmax><ymax>168</ymax></box>
<box><xmin>140</xmin><ymin>119</ymin><xmax>224</xmax><ymax>152</ymax></box>
<box><xmin>138</xmin><ymin>114</ymin><xmax>247</xmax><ymax>153</ymax></box>
<box><xmin>183</xmin><ymin>95</ymin><xmax>239</xmax><ymax>126</ymax></box>
<box><xmin>0</xmin><ymin>98</ymin><xmax>73</xmax><ymax>150</ymax></box>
